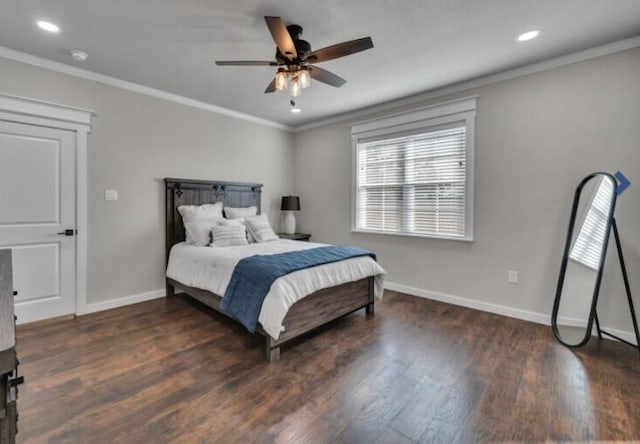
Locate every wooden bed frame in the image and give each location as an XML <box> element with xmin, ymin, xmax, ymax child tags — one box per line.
<box><xmin>165</xmin><ymin>178</ymin><xmax>374</xmax><ymax>362</ymax></box>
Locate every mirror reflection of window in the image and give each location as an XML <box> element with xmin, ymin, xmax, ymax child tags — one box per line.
<box><xmin>569</xmin><ymin>177</ymin><xmax>614</xmax><ymax>270</ymax></box>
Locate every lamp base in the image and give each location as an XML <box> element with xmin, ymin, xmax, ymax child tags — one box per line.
<box><xmin>282</xmin><ymin>211</ymin><xmax>296</xmax><ymax>235</ymax></box>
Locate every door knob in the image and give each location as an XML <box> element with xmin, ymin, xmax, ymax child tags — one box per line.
<box><xmin>57</xmin><ymin>229</ymin><xmax>76</xmax><ymax>236</ymax></box>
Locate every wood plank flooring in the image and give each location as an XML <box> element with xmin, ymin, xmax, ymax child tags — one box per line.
<box><xmin>15</xmin><ymin>291</ymin><xmax>640</xmax><ymax>443</ymax></box>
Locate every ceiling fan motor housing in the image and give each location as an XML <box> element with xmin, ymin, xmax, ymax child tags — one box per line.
<box><xmin>275</xmin><ymin>25</ymin><xmax>311</xmax><ymax>64</ymax></box>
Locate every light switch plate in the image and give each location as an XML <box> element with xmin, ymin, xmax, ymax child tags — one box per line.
<box><xmin>105</xmin><ymin>189</ymin><xmax>118</xmax><ymax>201</ymax></box>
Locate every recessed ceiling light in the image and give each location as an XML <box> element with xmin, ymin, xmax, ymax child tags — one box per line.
<box><xmin>37</xmin><ymin>20</ymin><xmax>60</xmax><ymax>33</ymax></box>
<box><xmin>517</xmin><ymin>30</ymin><xmax>540</xmax><ymax>42</ymax></box>
<box><xmin>291</xmin><ymin>108</ymin><xmax>301</xmax><ymax>114</ymax></box>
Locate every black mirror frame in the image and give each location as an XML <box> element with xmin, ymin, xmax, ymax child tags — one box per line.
<box><xmin>551</xmin><ymin>172</ymin><xmax>618</xmax><ymax>348</ymax></box>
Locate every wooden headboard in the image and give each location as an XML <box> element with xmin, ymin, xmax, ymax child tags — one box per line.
<box><xmin>165</xmin><ymin>178</ymin><xmax>262</xmax><ymax>261</ymax></box>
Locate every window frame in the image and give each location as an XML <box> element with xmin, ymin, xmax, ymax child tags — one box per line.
<box><xmin>350</xmin><ymin>96</ymin><xmax>477</xmax><ymax>241</ymax></box>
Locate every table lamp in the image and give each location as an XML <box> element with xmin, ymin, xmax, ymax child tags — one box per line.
<box><xmin>281</xmin><ymin>196</ymin><xmax>300</xmax><ymax>235</ymax></box>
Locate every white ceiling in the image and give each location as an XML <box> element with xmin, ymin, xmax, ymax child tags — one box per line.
<box><xmin>1</xmin><ymin>0</ymin><xmax>639</xmax><ymax>127</ymax></box>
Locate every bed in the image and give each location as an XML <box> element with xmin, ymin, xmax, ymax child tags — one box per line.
<box><xmin>164</xmin><ymin>178</ymin><xmax>384</xmax><ymax>362</ymax></box>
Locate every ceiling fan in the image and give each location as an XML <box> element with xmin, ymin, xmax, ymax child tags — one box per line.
<box><xmin>215</xmin><ymin>16</ymin><xmax>374</xmax><ymax>97</ymax></box>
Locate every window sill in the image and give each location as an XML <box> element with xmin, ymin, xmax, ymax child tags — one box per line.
<box><xmin>350</xmin><ymin>228</ymin><xmax>474</xmax><ymax>242</ymax></box>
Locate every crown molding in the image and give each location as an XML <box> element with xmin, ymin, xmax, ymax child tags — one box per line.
<box><xmin>2</xmin><ymin>35</ymin><xmax>639</xmax><ymax>134</ymax></box>
<box><xmin>0</xmin><ymin>46</ymin><xmax>293</xmax><ymax>132</ymax></box>
<box><xmin>350</xmin><ymin>95</ymin><xmax>477</xmax><ymax>135</ymax></box>
<box><xmin>0</xmin><ymin>92</ymin><xmax>94</xmax><ymax>127</ymax></box>
<box><xmin>294</xmin><ymin>35</ymin><xmax>640</xmax><ymax>132</ymax></box>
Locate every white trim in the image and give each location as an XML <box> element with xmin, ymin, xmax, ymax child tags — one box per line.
<box><xmin>75</xmin><ymin>128</ymin><xmax>89</xmax><ymax>316</ymax></box>
<box><xmin>384</xmin><ymin>281</ymin><xmax>638</xmax><ymax>346</ymax></box>
<box><xmin>350</xmin><ymin>96</ymin><xmax>478</xmax><ymax>135</ymax></box>
<box><xmin>384</xmin><ymin>281</ymin><xmax>549</xmax><ymax>324</ymax></box>
<box><xmin>78</xmin><ymin>289</ymin><xmax>165</xmax><ymax>315</ymax></box>
<box><xmin>350</xmin><ymin>228</ymin><xmax>473</xmax><ymax>242</ymax></box>
<box><xmin>0</xmin><ymin>46</ymin><xmax>292</xmax><ymax>132</ymax></box>
<box><xmin>0</xmin><ymin>93</ymin><xmax>94</xmax><ymax>126</ymax></box>
<box><xmin>296</xmin><ymin>35</ymin><xmax>640</xmax><ymax>132</ymax></box>
<box><xmin>0</xmin><ymin>92</ymin><xmax>92</xmax><ymax>319</ymax></box>
<box><xmin>594</xmin><ymin>326</ymin><xmax>637</xmax><ymax>345</ymax></box>
<box><xmin>464</xmin><ymin>109</ymin><xmax>475</xmax><ymax>240</ymax></box>
<box><xmin>351</xmin><ymin>97</ymin><xmax>476</xmax><ymax>241</ymax></box>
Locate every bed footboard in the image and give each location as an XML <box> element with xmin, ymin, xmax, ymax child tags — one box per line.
<box><xmin>263</xmin><ymin>277</ymin><xmax>374</xmax><ymax>362</ymax></box>
<box><xmin>168</xmin><ymin>276</ymin><xmax>375</xmax><ymax>362</ymax></box>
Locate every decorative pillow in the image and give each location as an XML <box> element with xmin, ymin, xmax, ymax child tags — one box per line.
<box><xmin>211</xmin><ymin>224</ymin><xmax>249</xmax><ymax>248</ymax></box>
<box><xmin>224</xmin><ymin>206</ymin><xmax>257</xmax><ymax>219</ymax></box>
<box><xmin>244</xmin><ymin>214</ymin><xmax>279</xmax><ymax>243</ymax></box>
<box><xmin>184</xmin><ymin>219</ymin><xmax>221</xmax><ymax>247</ymax></box>
<box><xmin>217</xmin><ymin>218</ymin><xmax>256</xmax><ymax>243</ymax></box>
<box><xmin>178</xmin><ymin>202</ymin><xmax>224</xmax><ymax>244</ymax></box>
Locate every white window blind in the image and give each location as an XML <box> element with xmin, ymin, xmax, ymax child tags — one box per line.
<box><xmin>352</xmin><ymin>97</ymin><xmax>476</xmax><ymax>240</ymax></box>
<box><xmin>357</xmin><ymin>125</ymin><xmax>467</xmax><ymax>237</ymax></box>
<box><xmin>569</xmin><ymin>176</ymin><xmax>614</xmax><ymax>270</ymax></box>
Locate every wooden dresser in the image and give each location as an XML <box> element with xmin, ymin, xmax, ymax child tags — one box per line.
<box><xmin>0</xmin><ymin>249</ymin><xmax>21</xmax><ymax>443</ymax></box>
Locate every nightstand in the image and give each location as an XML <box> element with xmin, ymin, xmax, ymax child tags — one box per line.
<box><xmin>278</xmin><ymin>233</ymin><xmax>311</xmax><ymax>241</ymax></box>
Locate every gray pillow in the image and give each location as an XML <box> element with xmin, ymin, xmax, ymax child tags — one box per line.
<box><xmin>184</xmin><ymin>219</ymin><xmax>222</xmax><ymax>247</ymax></box>
<box><xmin>223</xmin><ymin>206</ymin><xmax>257</xmax><ymax>219</ymax></box>
<box><xmin>178</xmin><ymin>202</ymin><xmax>224</xmax><ymax>244</ymax></box>
<box><xmin>244</xmin><ymin>214</ymin><xmax>279</xmax><ymax>243</ymax></box>
<box><xmin>217</xmin><ymin>218</ymin><xmax>256</xmax><ymax>243</ymax></box>
<box><xmin>211</xmin><ymin>224</ymin><xmax>249</xmax><ymax>247</ymax></box>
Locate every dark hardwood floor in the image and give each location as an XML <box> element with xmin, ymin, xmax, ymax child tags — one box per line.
<box><xmin>15</xmin><ymin>291</ymin><xmax>640</xmax><ymax>443</ymax></box>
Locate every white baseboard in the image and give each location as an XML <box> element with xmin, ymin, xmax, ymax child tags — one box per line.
<box><xmin>384</xmin><ymin>281</ymin><xmax>551</xmax><ymax>324</ymax></box>
<box><xmin>78</xmin><ymin>288</ymin><xmax>165</xmax><ymax>315</ymax></box>
<box><xmin>384</xmin><ymin>281</ymin><xmax>638</xmax><ymax>346</ymax></box>
<box><xmin>589</xmin><ymin>325</ymin><xmax>638</xmax><ymax>346</ymax></box>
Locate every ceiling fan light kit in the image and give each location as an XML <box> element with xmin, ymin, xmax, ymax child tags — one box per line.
<box><xmin>299</xmin><ymin>68</ymin><xmax>310</xmax><ymax>88</ymax></box>
<box><xmin>276</xmin><ymin>66</ymin><xmax>310</xmax><ymax>96</ymax></box>
<box><xmin>216</xmin><ymin>16</ymin><xmax>373</xmax><ymax>100</ymax></box>
<box><xmin>275</xmin><ymin>68</ymin><xmax>288</xmax><ymax>91</ymax></box>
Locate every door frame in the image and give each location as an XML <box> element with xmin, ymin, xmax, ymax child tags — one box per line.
<box><xmin>0</xmin><ymin>93</ymin><xmax>93</xmax><ymax>316</ymax></box>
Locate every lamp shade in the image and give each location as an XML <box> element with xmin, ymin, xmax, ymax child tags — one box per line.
<box><xmin>281</xmin><ymin>196</ymin><xmax>301</xmax><ymax>211</ymax></box>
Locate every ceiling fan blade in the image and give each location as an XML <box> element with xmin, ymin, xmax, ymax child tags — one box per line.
<box><xmin>265</xmin><ymin>78</ymin><xmax>277</xmax><ymax>93</ymax></box>
<box><xmin>309</xmin><ymin>66</ymin><xmax>346</xmax><ymax>88</ymax></box>
<box><xmin>306</xmin><ymin>37</ymin><xmax>373</xmax><ymax>64</ymax></box>
<box><xmin>265</xmin><ymin>16</ymin><xmax>297</xmax><ymax>60</ymax></box>
<box><xmin>215</xmin><ymin>61</ymin><xmax>278</xmax><ymax>66</ymax></box>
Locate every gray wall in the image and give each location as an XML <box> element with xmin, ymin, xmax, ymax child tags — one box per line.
<box><xmin>0</xmin><ymin>57</ymin><xmax>294</xmax><ymax>304</ymax></box>
<box><xmin>2</xmin><ymin>46</ymin><xmax>638</xmax><ymax>334</ymax></box>
<box><xmin>293</xmin><ymin>47</ymin><xmax>640</xmax><ymax>334</ymax></box>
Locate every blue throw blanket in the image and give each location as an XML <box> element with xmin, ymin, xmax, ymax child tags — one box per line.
<box><xmin>220</xmin><ymin>246</ymin><xmax>377</xmax><ymax>333</ymax></box>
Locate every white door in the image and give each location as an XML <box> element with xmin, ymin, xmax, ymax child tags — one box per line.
<box><xmin>0</xmin><ymin>120</ymin><xmax>76</xmax><ymax>323</ymax></box>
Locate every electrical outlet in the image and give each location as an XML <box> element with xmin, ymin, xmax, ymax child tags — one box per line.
<box><xmin>508</xmin><ymin>270</ymin><xmax>518</xmax><ymax>284</ymax></box>
<box><xmin>105</xmin><ymin>189</ymin><xmax>118</xmax><ymax>201</ymax></box>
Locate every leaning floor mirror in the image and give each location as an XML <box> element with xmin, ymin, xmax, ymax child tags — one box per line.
<box><xmin>551</xmin><ymin>172</ymin><xmax>640</xmax><ymax>353</ymax></box>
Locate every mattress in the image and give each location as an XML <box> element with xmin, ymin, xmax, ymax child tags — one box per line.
<box><xmin>166</xmin><ymin>239</ymin><xmax>386</xmax><ymax>339</ymax></box>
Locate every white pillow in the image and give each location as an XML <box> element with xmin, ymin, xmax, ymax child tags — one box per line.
<box><xmin>184</xmin><ymin>219</ymin><xmax>221</xmax><ymax>247</ymax></box>
<box><xmin>211</xmin><ymin>224</ymin><xmax>249</xmax><ymax>248</ymax></box>
<box><xmin>178</xmin><ymin>202</ymin><xmax>224</xmax><ymax>244</ymax></box>
<box><xmin>217</xmin><ymin>218</ymin><xmax>256</xmax><ymax>243</ymax></box>
<box><xmin>224</xmin><ymin>206</ymin><xmax>257</xmax><ymax>219</ymax></box>
<box><xmin>244</xmin><ymin>214</ymin><xmax>279</xmax><ymax>243</ymax></box>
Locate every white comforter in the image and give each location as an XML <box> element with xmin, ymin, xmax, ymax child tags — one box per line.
<box><xmin>166</xmin><ymin>239</ymin><xmax>386</xmax><ymax>339</ymax></box>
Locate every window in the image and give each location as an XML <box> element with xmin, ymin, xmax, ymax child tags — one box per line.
<box><xmin>351</xmin><ymin>97</ymin><xmax>476</xmax><ymax>240</ymax></box>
